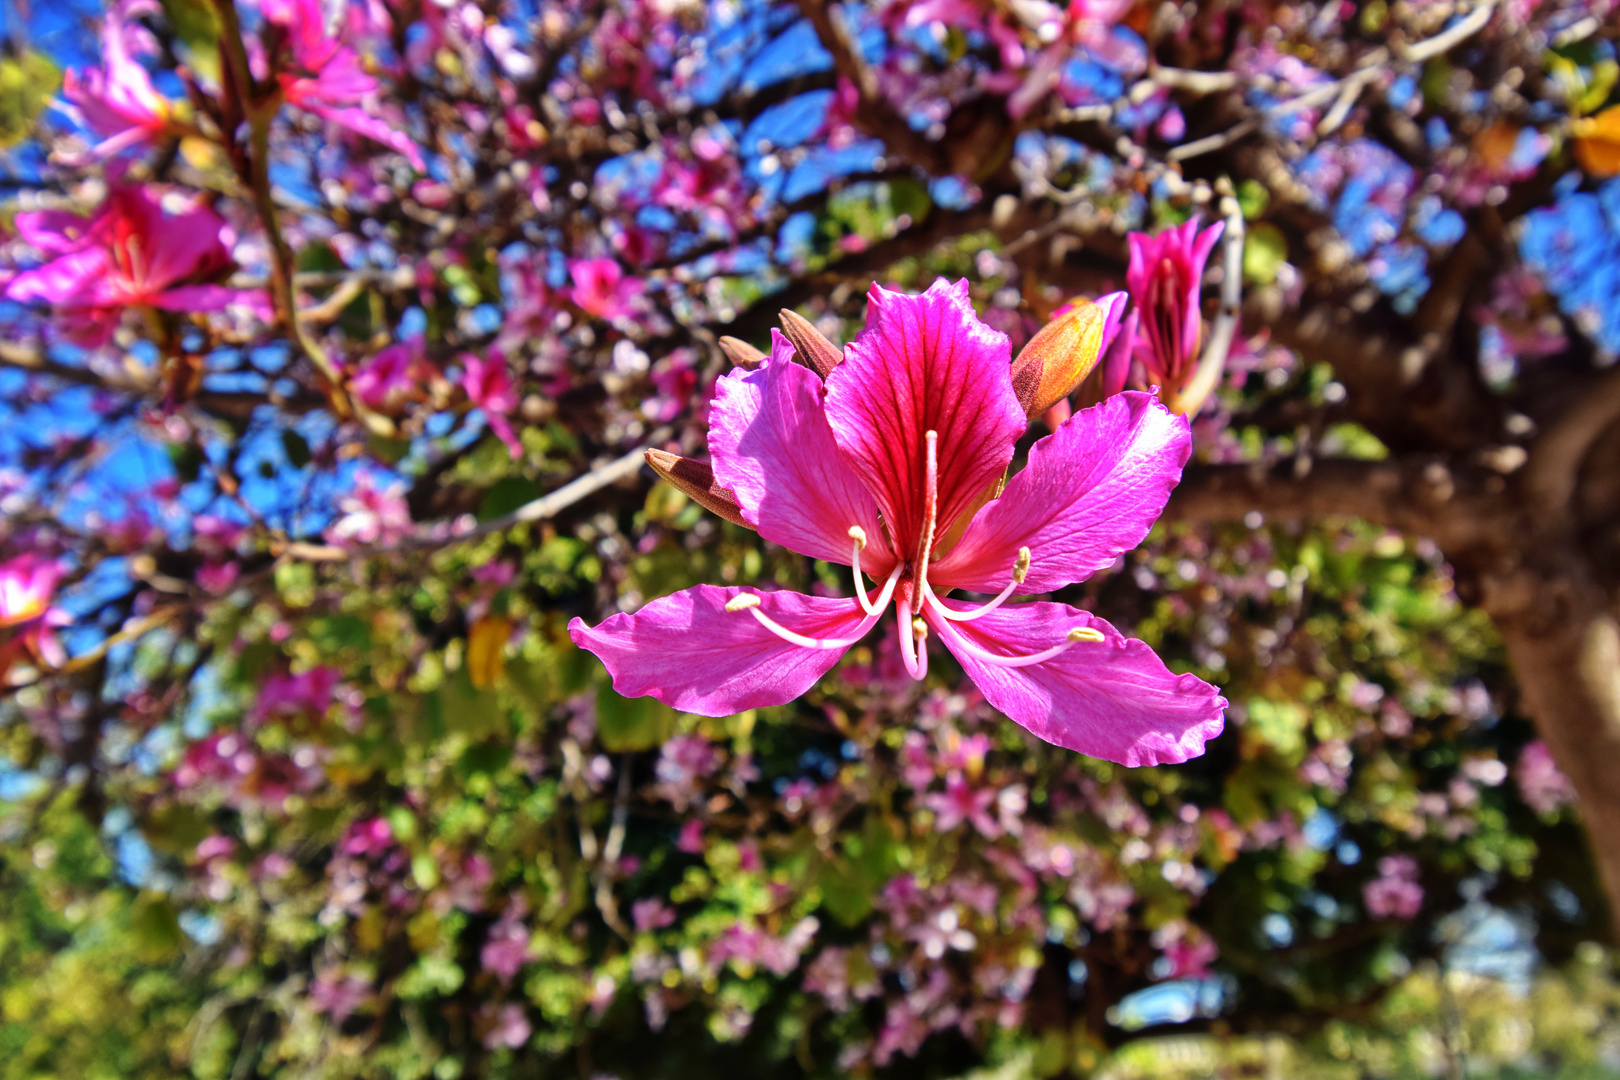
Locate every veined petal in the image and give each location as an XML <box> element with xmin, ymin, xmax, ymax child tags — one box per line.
<box><xmin>932</xmin><ymin>392</ymin><xmax>1189</xmax><ymax>595</ymax></box>
<box><xmin>568</xmin><ymin>586</ymin><xmax>866</xmax><ymax>716</ymax></box>
<box><xmin>933</xmin><ymin>599</ymin><xmax>1225</xmax><ymax>766</ymax></box>
<box><xmin>710</xmin><ymin>330</ymin><xmax>892</xmax><ymax>568</ymax></box>
<box><xmin>825</xmin><ymin>278</ymin><xmax>1025</xmax><ymax>561</ymax></box>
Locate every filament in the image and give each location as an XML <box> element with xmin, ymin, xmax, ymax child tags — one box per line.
<box><xmin>849</xmin><ymin>526</ymin><xmax>879</xmax><ymax>616</ymax></box>
<box><xmin>724</xmin><ymin>564</ymin><xmax>903</xmax><ymax>650</ymax></box>
<box><xmin>924</xmin><ymin>547</ymin><xmax>1030</xmax><ymax>623</ymax></box>
<box><xmin>926</xmin><ymin>608</ymin><xmax>1104</xmax><ymax>669</ymax></box>
<box><xmin>896</xmin><ymin>596</ymin><xmax>929</xmax><ymax>680</ymax></box>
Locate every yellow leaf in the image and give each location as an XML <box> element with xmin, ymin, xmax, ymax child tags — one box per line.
<box><xmin>467</xmin><ymin>616</ymin><xmax>512</xmax><ymax>688</ymax></box>
<box><xmin>1573</xmin><ymin>106</ymin><xmax>1620</xmax><ymax>177</ymax></box>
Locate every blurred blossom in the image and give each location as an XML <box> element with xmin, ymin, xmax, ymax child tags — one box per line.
<box><xmin>325</xmin><ymin>471</ymin><xmax>412</xmax><ymax>547</ymax></box>
<box><xmin>1363</xmin><ymin>855</ymin><xmax>1424</xmax><ymax>919</ymax></box>
<box><xmin>1516</xmin><ymin>740</ymin><xmax>1576</xmax><ymax>816</ymax></box>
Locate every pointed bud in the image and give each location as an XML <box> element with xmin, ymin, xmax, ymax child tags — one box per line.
<box><xmin>644</xmin><ymin>449</ymin><xmax>755</xmax><ymax>530</ymax></box>
<box><xmin>778</xmin><ymin>309</ymin><xmax>843</xmax><ymax>379</ymax></box>
<box><xmin>717</xmin><ymin>336</ymin><xmax>766</xmax><ymax>368</ymax></box>
<box><xmin>1010</xmin><ymin>292</ymin><xmax>1127</xmax><ymax>419</ymax></box>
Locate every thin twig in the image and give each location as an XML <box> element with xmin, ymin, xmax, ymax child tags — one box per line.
<box><xmin>1165</xmin><ymin>190</ymin><xmax>1244</xmax><ymax>416</ymax></box>
<box><xmin>279</xmin><ymin>427</ymin><xmax>673</xmax><ymax>562</ymax></box>
<box><xmin>1400</xmin><ymin>0</ymin><xmax>1497</xmax><ymax>63</ymax></box>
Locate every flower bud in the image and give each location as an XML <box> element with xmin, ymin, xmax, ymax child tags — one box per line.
<box><xmin>644</xmin><ymin>449</ymin><xmax>754</xmax><ymax>529</ymax></box>
<box><xmin>1010</xmin><ymin>291</ymin><xmax>1126</xmax><ymax>419</ymax></box>
<box><xmin>778</xmin><ymin>309</ymin><xmax>844</xmax><ymax>379</ymax></box>
<box><xmin>716</xmin><ymin>336</ymin><xmax>765</xmax><ymax>368</ymax></box>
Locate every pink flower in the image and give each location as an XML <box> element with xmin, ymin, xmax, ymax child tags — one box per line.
<box><xmin>0</xmin><ymin>554</ymin><xmax>70</xmax><ymax>673</ymax></box>
<box><xmin>654</xmin><ymin>734</ymin><xmax>718</xmax><ymax>810</ymax></box>
<box><xmin>341</xmin><ymin>817</ymin><xmax>394</xmax><ymax>857</ymax></box>
<box><xmin>1363</xmin><ymin>854</ymin><xmax>1424</xmax><ymax>920</ymax></box>
<box><xmin>925</xmin><ymin>774</ymin><xmax>1001</xmax><ymax>838</ymax></box>
<box><xmin>631</xmin><ymin>898</ymin><xmax>676</xmax><ymax>932</ymax></box>
<box><xmin>325</xmin><ymin>470</ymin><xmax>412</xmax><ymax>547</ymax></box>
<box><xmin>260</xmin><ymin>0</ymin><xmax>425</xmax><ymax>169</ymax></box>
<box><xmin>61</xmin><ymin>0</ymin><xmax>175</xmax><ymax>157</ymax></box>
<box><xmin>1162</xmin><ymin>934</ymin><xmax>1217</xmax><ymax>979</ymax></box>
<box><xmin>676</xmin><ymin>819</ymin><xmax>706</xmax><ymax>853</ymax></box>
<box><xmin>4</xmin><ymin>184</ymin><xmax>260</xmax><ymax>347</ymax></box>
<box><xmin>351</xmin><ymin>339</ymin><xmax>425</xmax><ymax>411</ymax></box>
<box><xmin>256</xmin><ymin>666</ymin><xmax>343</xmax><ymax>722</ymax></box>
<box><xmin>568</xmin><ymin>258</ymin><xmax>644</xmax><ymax>321</ymax></box>
<box><xmin>460</xmin><ymin>353</ymin><xmax>522</xmax><ymax>459</ymax></box>
<box><xmin>482</xmin><ymin>1003</ymin><xmax>531</xmax><ymax>1049</ymax></box>
<box><xmin>1126</xmin><ymin>218</ymin><xmax>1225</xmax><ymax>413</ymax></box>
<box><xmin>480</xmin><ymin>913</ymin><xmax>531</xmax><ymax>983</ymax></box>
<box><xmin>1516</xmin><ymin>740</ymin><xmax>1575</xmax><ymax>816</ymax></box>
<box><xmin>0</xmin><ymin>554</ymin><xmax>63</xmax><ymax>628</ymax></box>
<box><xmin>571</xmin><ymin>280</ymin><xmax>1225</xmax><ymax>766</ymax></box>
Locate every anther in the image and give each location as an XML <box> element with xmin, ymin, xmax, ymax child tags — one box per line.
<box><xmin>1066</xmin><ymin>627</ymin><xmax>1105</xmax><ymax>643</ymax></box>
<box><xmin>848</xmin><ymin>525</ymin><xmax>867</xmax><ymax>547</ymax></box>
<box><xmin>1013</xmin><ymin>547</ymin><xmax>1031</xmax><ymax>584</ymax></box>
<box><xmin>912</xmin><ymin>616</ymin><xmax>929</xmax><ymax>640</ymax></box>
<box><xmin>725</xmin><ymin>594</ymin><xmax>761</xmax><ymax>613</ymax></box>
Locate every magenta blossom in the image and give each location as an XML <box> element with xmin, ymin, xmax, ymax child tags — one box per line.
<box><xmin>1363</xmin><ymin>854</ymin><xmax>1424</xmax><ymax>920</ymax></box>
<box><xmin>1126</xmin><ymin>218</ymin><xmax>1224</xmax><ymax>415</ymax></box>
<box><xmin>568</xmin><ymin>258</ymin><xmax>643</xmax><ymax>322</ymax></box>
<box><xmin>260</xmin><ymin>0</ymin><xmax>425</xmax><ymax>170</ymax></box>
<box><xmin>351</xmin><ymin>338</ymin><xmax>426</xmax><ymax>411</ymax></box>
<box><xmin>460</xmin><ymin>353</ymin><xmax>522</xmax><ymax>459</ymax></box>
<box><xmin>4</xmin><ymin>184</ymin><xmax>260</xmax><ymax>347</ymax></box>
<box><xmin>0</xmin><ymin>554</ymin><xmax>70</xmax><ymax>674</ymax></box>
<box><xmin>60</xmin><ymin>0</ymin><xmax>176</xmax><ymax>157</ymax></box>
<box><xmin>571</xmin><ymin>280</ymin><xmax>1225</xmax><ymax>767</ymax></box>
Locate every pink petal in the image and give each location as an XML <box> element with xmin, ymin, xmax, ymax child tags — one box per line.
<box><xmin>825</xmin><ymin>279</ymin><xmax>1025</xmax><ymax>562</ymax></box>
<box><xmin>933</xmin><ymin>599</ymin><xmax>1225</xmax><ymax>767</ymax></box>
<box><xmin>305</xmin><ymin>104</ymin><xmax>426</xmax><ymax>171</ymax></box>
<box><xmin>569</xmin><ymin>586</ymin><xmax>867</xmax><ymax>716</ymax></box>
<box><xmin>152</xmin><ymin>285</ymin><xmax>266</xmax><ymax>314</ymax></box>
<box><xmin>709</xmin><ymin>331</ymin><xmax>893</xmax><ymax>568</ymax></box>
<box><xmin>932</xmin><ymin>391</ymin><xmax>1189</xmax><ymax>594</ymax></box>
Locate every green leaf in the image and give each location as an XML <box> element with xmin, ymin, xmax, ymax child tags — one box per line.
<box><xmin>1243</xmin><ymin>223</ymin><xmax>1288</xmax><ymax>285</ymax></box>
<box><xmin>130</xmin><ymin>894</ymin><xmax>184</xmax><ymax>963</ymax></box>
<box><xmin>478</xmin><ymin>476</ymin><xmax>542</xmax><ymax>521</ymax></box>
<box><xmin>595</xmin><ymin>684</ymin><xmax>675</xmax><ymax>751</ymax></box>
<box><xmin>0</xmin><ymin>52</ymin><xmax>61</xmax><ymax>148</ymax></box>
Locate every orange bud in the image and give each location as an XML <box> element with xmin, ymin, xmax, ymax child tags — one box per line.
<box><xmin>468</xmin><ymin>616</ymin><xmax>512</xmax><ymax>689</ymax></box>
<box><xmin>1009</xmin><ymin>295</ymin><xmax>1123</xmax><ymax>419</ymax></box>
<box><xmin>778</xmin><ymin>309</ymin><xmax>844</xmax><ymax>379</ymax></box>
<box><xmin>1574</xmin><ymin>106</ymin><xmax>1620</xmax><ymax>178</ymax></box>
<box><xmin>644</xmin><ymin>449</ymin><xmax>755</xmax><ymax>529</ymax></box>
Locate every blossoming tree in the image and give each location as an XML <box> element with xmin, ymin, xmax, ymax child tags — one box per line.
<box><xmin>2</xmin><ymin>0</ymin><xmax>1620</xmax><ymax>1075</ymax></box>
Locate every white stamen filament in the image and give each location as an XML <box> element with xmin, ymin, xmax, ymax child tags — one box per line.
<box><xmin>848</xmin><ymin>525</ymin><xmax>880</xmax><ymax>616</ymax></box>
<box><xmin>927</xmin><ymin>607</ymin><xmax>1104</xmax><ymax>669</ymax></box>
<box><xmin>924</xmin><ymin>547</ymin><xmax>1030</xmax><ymax>622</ymax></box>
<box><xmin>896</xmin><ymin>597</ymin><xmax>930</xmax><ymax>680</ymax></box>
<box><xmin>725</xmin><ymin>564</ymin><xmax>904</xmax><ymax>649</ymax></box>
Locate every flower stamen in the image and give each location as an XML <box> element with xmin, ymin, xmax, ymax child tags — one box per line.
<box><xmin>927</xmin><ymin>612</ymin><xmax>1105</xmax><ymax>669</ymax></box>
<box><xmin>896</xmin><ymin>596</ymin><xmax>929</xmax><ymax>680</ymax></box>
<box><xmin>849</xmin><ymin>525</ymin><xmax>880</xmax><ymax>616</ymax></box>
<box><xmin>914</xmin><ymin>430</ymin><xmax>940</xmax><ymax>601</ymax></box>
<box><xmin>724</xmin><ymin>564</ymin><xmax>904</xmax><ymax>650</ymax></box>
<box><xmin>925</xmin><ymin>547</ymin><xmax>1030</xmax><ymax>622</ymax></box>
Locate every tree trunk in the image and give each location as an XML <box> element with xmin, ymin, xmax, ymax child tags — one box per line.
<box><xmin>1494</xmin><ymin>581</ymin><xmax>1620</xmax><ymax>940</ymax></box>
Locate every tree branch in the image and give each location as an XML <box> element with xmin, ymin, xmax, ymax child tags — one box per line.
<box><xmin>1163</xmin><ymin>457</ymin><xmax>1507</xmax><ymax>551</ymax></box>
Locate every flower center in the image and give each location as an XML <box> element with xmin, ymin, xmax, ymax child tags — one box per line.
<box><xmin>722</xmin><ymin>429</ymin><xmax>1105</xmax><ymax>673</ymax></box>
